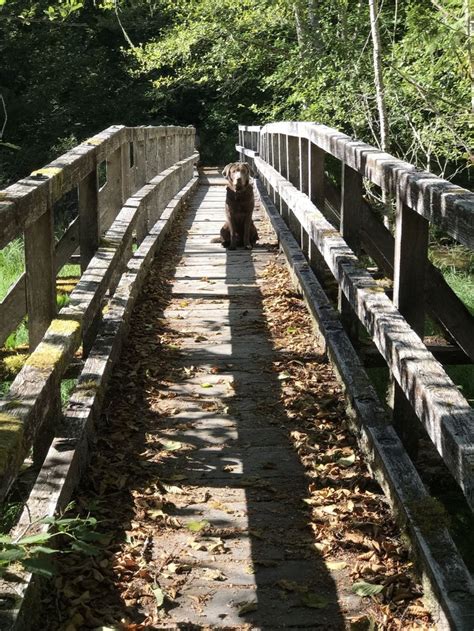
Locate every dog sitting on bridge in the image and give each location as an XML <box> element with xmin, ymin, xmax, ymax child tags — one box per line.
<box><xmin>216</xmin><ymin>162</ymin><xmax>259</xmax><ymax>250</ymax></box>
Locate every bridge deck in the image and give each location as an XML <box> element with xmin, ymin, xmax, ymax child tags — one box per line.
<box><xmin>44</xmin><ymin>172</ymin><xmax>425</xmax><ymax>629</ymax></box>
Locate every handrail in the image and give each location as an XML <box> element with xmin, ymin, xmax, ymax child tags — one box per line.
<box><xmin>0</xmin><ymin>126</ymin><xmax>197</xmax><ymax>502</ymax></box>
<box><xmin>238</xmin><ymin>122</ymin><xmax>473</xmax><ymax>248</ymax></box>
<box><xmin>0</xmin><ymin>125</ymin><xmax>195</xmax><ymax>347</ymax></box>
<box><xmin>237</xmin><ymin>122</ymin><xmax>474</xmax><ymax>511</ymax></box>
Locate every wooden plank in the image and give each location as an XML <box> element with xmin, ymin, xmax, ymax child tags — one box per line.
<box><xmin>256</xmin><ymin>178</ymin><xmax>474</xmax><ymax>630</ymax></box>
<box><xmin>0</xmin><ymin>219</ymin><xmax>79</xmax><ymax>347</ymax></box>
<box><xmin>78</xmin><ymin>169</ymin><xmax>99</xmax><ymax>272</ymax></box>
<box><xmin>254</xmin><ymin>155</ymin><xmax>474</xmax><ymax>509</ymax></box>
<box><xmin>261</xmin><ymin>122</ymin><xmax>474</xmax><ymax>248</ymax></box>
<box><xmin>324</xmin><ymin>179</ymin><xmax>474</xmax><ymax>363</ymax></box>
<box><xmin>24</xmin><ymin>204</ymin><xmax>56</xmax><ymax>351</ymax></box>
<box><xmin>362</xmin><ymin>344</ymin><xmax>472</xmax><ymax>368</ymax></box>
<box><xmin>0</xmin><ymin>159</ymin><xmax>197</xmax><ymax>502</ymax></box>
<box><xmin>0</xmin><ymin>177</ymin><xmax>199</xmax><ymax>631</ymax></box>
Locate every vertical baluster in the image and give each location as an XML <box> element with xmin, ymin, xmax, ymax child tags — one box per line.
<box><xmin>287</xmin><ymin>135</ymin><xmax>300</xmax><ymax>235</ymax></box>
<box><xmin>308</xmin><ymin>141</ymin><xmax>327</xmax><ymax>283</ymax></box>
<box><xmin>391</xmin><ymin>197</ymin><xmax>429</xmax><ymax>454</ymax></box>
<box><xmin>299</xmin><ymin>136</ymin><xmax>310</xmax><ymax>253</ymax></box>
<box><xmin>338</xmin><ymin>164</ymin><xmax>363</xmax><ymax>344</ymax></box>
<box><xmin>278</xmin><ymin>134</ymin><xmax>288</xmax><ymax>221</ymax></box>
<box><xmin>25</xmin><ymin>204</ymin><xmax>56</xmax><ymax>351</ymax></box>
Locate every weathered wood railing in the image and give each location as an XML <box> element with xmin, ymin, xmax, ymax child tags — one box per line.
<box><xmin>0</xmin><ymin>123</ymin><xmax>197</xmax><ymax>498</ymax></box>
<box><xmin>238</xmin><ymin>122</ymin><xmax>474</xmax><ymax>629</ymax></box>
<box><xmin>0</xmin><ymin>124</ymin><xmax>198</xmax><ymax>628</ymax></box>
<box><xmin>238</xmin><ymin>121</ymin><xmax>474</xmax><ymax>504</ymax></box>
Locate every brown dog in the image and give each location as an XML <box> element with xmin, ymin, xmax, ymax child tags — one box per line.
<box><xmin>219</xmin><ymin>162</ymin><xmax>258</xmax><ymax>250</ymax></box>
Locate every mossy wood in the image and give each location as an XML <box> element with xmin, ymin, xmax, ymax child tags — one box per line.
<box><xmin>257</xmin><ymin>179</ymin><xmax>474</xmax><ymax>631</ymax></box>
<box><xmin>0</xmin><ymin>128</ymin><xmax>197</xmax><ymax>504</ymax></box>
<box><xmin>0</xmin><ymin>176</ymin><xmax>199</xmax><ymax>631</ymax></box>
<box><xmin>236</xmin><ymin>135</ymin><xmax>474</xmax><ymax>507</ymax></box>
<box><xmin>0</xmin><ymin>126</ymin><xmax>196</xmax><ymax>348</ymax></box>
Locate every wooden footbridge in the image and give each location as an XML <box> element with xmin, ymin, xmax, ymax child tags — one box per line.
<box><xmin>0</xmin><ymin>123</ymin><xmax>473</xmax><ymax>629</ymax></box>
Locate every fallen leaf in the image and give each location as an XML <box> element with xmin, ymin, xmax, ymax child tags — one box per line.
<box><xmin>352</xmin><ymin>581</ymin><xmax>384</xmax><ymax>597</ymax></box>
<box><xmin>326</xmin><ymin>560</ymin><xmax>347</xmax><ymax>571</ymax></box>
<box><xmin>237</xmin><ymin>600</ymin><xmax>257</xmax><ymax>615</ymax></box>
<box><xmin>301</xmin><ymin>592</ymin><xmax>330</xmax><ymax>609</ymax></box>
<box><xmin>202</xmin><ymin>567</ymin><xmax>226</xmax><ymax>581</ymax></box>
<box><xmin>151</xmin><ymin>585</ymin><xmax>164</xmax><ymax>607</ymax></box>
<box><xmin>186</xmin><ymin>520</ymin><xmax>209</xmax><ymax>532</ymax></box>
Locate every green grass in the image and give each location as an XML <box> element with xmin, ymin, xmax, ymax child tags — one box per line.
<box><xmin>0</xmin><ymin>240</ymin><xmax>24</xmax><ymax>301</ymax></box>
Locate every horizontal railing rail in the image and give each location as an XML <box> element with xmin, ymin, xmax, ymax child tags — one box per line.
<box><xmin>237</xmin><ymin>122</ymin><xmax>474</xmax><ymax>512</ymax></box>
<box><xmin>0</xmin><ymin>125</ymin><xmax>195</xmax><ymax>348</ymax></box>
<box><xmin>0</xmin><ymin>126</ymin><xmax>197</xmax><ymax>504</ymax></box>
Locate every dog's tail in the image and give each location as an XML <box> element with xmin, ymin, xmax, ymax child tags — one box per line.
<box><xmin>210</xmin><ymin>237</ymin><xmax>222</xmax><ymax>243</ymax></box>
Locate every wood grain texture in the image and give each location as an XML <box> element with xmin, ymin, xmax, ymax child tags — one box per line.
<box><xmin>254</xmin><ymin>155</ymin><xmax>474</xmax><ymax>510</ymax></box>
<box><xmin>257</xmin><ymin>178</ymin><xmax>474</xmax><ymax>631</ymax></box>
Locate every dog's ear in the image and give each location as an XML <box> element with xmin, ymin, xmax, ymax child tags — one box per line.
<box><xmin>222</xmin><ymin>163</ymin><xmax>233</xmax><ymax>177</ymax></box>
<box><xmin>241</xmin><ymin>162</ymin><xmax>252</xmax><ymax>176</ymax></box>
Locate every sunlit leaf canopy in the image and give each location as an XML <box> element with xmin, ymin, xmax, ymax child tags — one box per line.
<box><xmin>0</xmin><ymin>0</ymin><xmax>471</xmax><ymax>184</ymax></box>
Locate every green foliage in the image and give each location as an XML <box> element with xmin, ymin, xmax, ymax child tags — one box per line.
<box><xmin>0</xmin><ymin>508</ymin><xmax>102</xmax><ymax>578</ymax></box>
<box><xmin>0</xmin><ymin>0</ymin><xmax>471</xmax><ymax>176</ymax></box>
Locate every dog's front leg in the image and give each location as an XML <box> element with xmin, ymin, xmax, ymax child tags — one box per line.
<box><xmin>243</xmin><ymin>215</ymin><xmax>253</xmax><ymax>250</ymax></box>
<box><xmin>229</xmin><ymin>219</ymin><xmax>238</xmax><ymax>250</ymax></box>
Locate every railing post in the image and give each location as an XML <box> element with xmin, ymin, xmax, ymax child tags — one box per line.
<box><xmin>158</xmin><ymin>130</ymin><xmax>167</xmax><ymax>173</ymax></box>
<box><xmin>339</xmin><ymin>164</ymin><xmax>363</xmax><ymax>344</ymax></box>
<box><xmin>24</xmin><ymin>204</ymin><xmax>56</xmax><ymax>350</ymax></box>
<box><xmin>121</xmin><ymin>138</ymin><xmax>132</xmax><ymax>201</ymax></box>
<box><xmin>391</xmin><ymin>198</ymin><xmax>429</xmax><ymax>453</ymax></box>
<box><xmin>309</xmin><ymin>143</ymin><xmax>325</xmax><ymax>210</ymax></box>
<box><xmin>299</xmin><ymin>136</ymin><xmax>310</xmax><ymax>255</ymax></box>
<box><xmin>308</xmin><ymin>141</ymin><xmax>328</xmax><ymax>285</ymax></box>
<box><xmin>145</xmin><ymin>128</ymin><xmax>158</xmax><ymax>181</ymax></box>
<box><xmin>287</xmin><ymin>134</ymin><xmax>300</xmax><ymax>237</ymax></box>
<box><xmin>278</xmin><ymin>134</ymin><xmax>289</xmax><ymax>220</ymax></box>
<box><xmin>78</xmin><ymin>168</ymin><xmax>99</xmax><ymax>273</ymax></box>
<box><xmin>134</xmin><ymin>129</ymin><xmax>147</xmax><ymax>189</ymax></box>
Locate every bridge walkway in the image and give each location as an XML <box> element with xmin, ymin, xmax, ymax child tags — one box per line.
<box><xmin>45</xmin><ymin>171</ymin><xmax>377</xmax><ymax>629</ymax></box>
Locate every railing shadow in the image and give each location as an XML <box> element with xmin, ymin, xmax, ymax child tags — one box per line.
<box><xmin>43</xmin><ymin>181</ymin><xmax>348</xmax><ymax>628</ymax></box>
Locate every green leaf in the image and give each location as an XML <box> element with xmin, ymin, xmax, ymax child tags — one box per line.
<box><xmin>200</xmin><ymin>382</ymin><xmax>213</xmax><ymax>388</ymax></box>
<box><xmin>71</xmin><ymin>540</ymin><xmax>101</xmax><ymax>556</ymax></box>
<box><xmin>30</xmin><ymin>546</ymin><xmax>57</xmax><ymax>556</ymax></box>
<box><xmin>0</xmin><ymin>548</ymin><xmax>26</xmax><ymax>562</ymax></box>
<box><xmin>352</xmin><ymin>581</ymin><xmax>384</xmax><ymax>597</ymax></box>
<box><xmin>152</xmin><ymin>585</ymin><xmax>164</xmax><ymax>607</ymax></box>
<box><xmin>0</xmin><ymin>535</ymin><xmax>12</xmax><ymax>544</ymax></box>
<box><xmin>17</xmin><ymin>533</ymin><xmax>53</xmax><ymax>546</ymax></box>
<box><xmin>186</xmin><ymin>519</ymin><xmax>209</xmax><ymax>532</ymax></box>
<box><xmin>337</xmin><ymin>453</ymin><xmax>356</xmax><ymax>468</ymax></box>
<box><xmin>22</xmin><ymin>556</ymin><xmax>56</xmax><ymax>578</ymax></box>
<box><xmin>301</xmin><ymin>592</ymin><xmax>330</xmax><ymax>609</ymax></box>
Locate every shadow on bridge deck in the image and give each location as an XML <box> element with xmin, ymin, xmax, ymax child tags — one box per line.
<box><xmin>45</xmin><ymin>171</ymin><xmax>360</xmax><ymax>629</ymax></box>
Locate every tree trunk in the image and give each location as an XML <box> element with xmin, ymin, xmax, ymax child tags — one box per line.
<box><xmin>368</xmin><ymin>0</ymin><xmax>389</xmax><ymax>152</ymax></box>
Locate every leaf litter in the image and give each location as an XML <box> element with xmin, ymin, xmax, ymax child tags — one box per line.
<box><xmin>39</xmin><ymin>201</ymin><xmax>433</xmax><ymax>630</ymax></box>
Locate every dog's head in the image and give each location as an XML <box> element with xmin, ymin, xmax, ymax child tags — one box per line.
<box><xmin>223</xmin><ymin>162</ymin><xmax>251</xmax><ymax>192</ymax></box>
